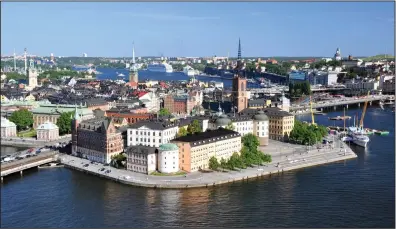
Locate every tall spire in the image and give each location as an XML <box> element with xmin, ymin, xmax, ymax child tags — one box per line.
<box><xmin>24</xmin><ymin>48</ymin><xmax>27</xmax><ymax>72</ymax></box>
<box><xmin>237</xmin><ymin>38</ymin><xmax>241</xmax><ymax>60</ymax></box>
<box><xmin>132</xmin><ymin>42</ymin><xmax>136</xmax><ymax>64</ymax></box>
<box><xmin>74</xmin><ymin>104</ymin><xmax>80</xmax><ymax>120</ymax></box>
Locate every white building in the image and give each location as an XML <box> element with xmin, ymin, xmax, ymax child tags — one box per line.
<box><xmin>127</xmin><ymin>121</ymin><xmax>179</xmax><ymax>147</ymax></box>
<box><xmin>379</xmin><ymin>75</ymin><xmax>395</xmax><ymax>89</ymax></box>
<box><xmin>158</xmin><ymin>143</ymin><xmax>179</xmax><ymax>173</ymax></box>
<box><xmin>139</xmin><ymin>91</ymin><xmax>160</xmax><ymax>113</ymax></box>
<box><xmin>1</xmin><ymin>117</ymin><xmax>17</xmax><ymax>138</ymax></box>
<box><xmin>209</xmin><ymin>110</ymin><xmax>269</xmax><ymax>146</ymax></box>
<box><xmin>36</xmin><ymin>121</ymin><xmax>59</xmax><ymax>141</ymax></box>
<box><xmin>126</xmin><ymin>145</ymin><xmax>157</xmax><ymax>174</ymax></box>
<box><xmin>345</xmin><ymin>79</ymin><xmax>380</xmax><ymax>95</ymax></box>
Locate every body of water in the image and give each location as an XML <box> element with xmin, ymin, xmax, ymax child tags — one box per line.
<box><xmin>95</xmin><ymin>68</ymin><xmax>260</xmax><ymax>88</ymax></box>
<box><xmin>1</xmin><ymin>104</ymin><xmax>394</xmax><ymax>228</ymax></box>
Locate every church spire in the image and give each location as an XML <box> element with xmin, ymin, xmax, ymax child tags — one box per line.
<box><xmin>74</xmin><ymin>104</ymin><xmax>80</xmax><ymax>120</ymax></box>
<box><xmin>237</xmin><ymin>38</ymin><xmax>241</xmax><ymax>60</ymax></box>
<box><xmin>132</xmin><ymin>42</ymin><xmax>136</xmax><ymax>64</ymax></box>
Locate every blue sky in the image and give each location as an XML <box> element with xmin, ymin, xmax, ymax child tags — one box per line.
<box><xmin>1</xmin><ymin>2</ymin><xmax>394</xmax><ymax>57</ymax></box>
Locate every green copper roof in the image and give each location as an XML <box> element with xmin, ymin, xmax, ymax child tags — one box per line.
<box><xmin>159</xmin><ymin>143</ymin><xmax>179</xmax><ymax>151</ymax></box>
<box><xmin>32</xmin><ymin>104</ymin><xmax>93</xmax><ymax>116</ymax></box>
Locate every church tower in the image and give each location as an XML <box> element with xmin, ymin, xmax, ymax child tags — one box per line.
<box><xmin>129</xmin><ymin>43</ymin><xmax>138</xmax><ymax>85</ymax></box>
<box><xmin>232</xmin><ymin>38</ymin><xmax>248</xmax><ymax>113</ymax></box>
<box><xmin>27</xmin><ymin>58</ymin><xmax>38</xmax><ymax>89</ymax></box>
<box><xmin>71</xmin><ymin>105</ymin><xmax>80</xmax><ymax>156</ymax></box>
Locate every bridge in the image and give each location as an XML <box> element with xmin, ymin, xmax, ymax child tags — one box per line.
<box><xmin>1</xmin><ymin>151</ymin><xmax>59</xmax><ymax>180</ymax></box>
<box><xmin>290</xmin><ymin>95</ymin><xmax>394</xmax><ymax>111</ymax></box>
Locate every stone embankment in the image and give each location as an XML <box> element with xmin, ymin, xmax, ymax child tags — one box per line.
<box><xmin>59</xmin><ymin>143</ymin><xmax>357</xmax><ymax>189</ymax></box>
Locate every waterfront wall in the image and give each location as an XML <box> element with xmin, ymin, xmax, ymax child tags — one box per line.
<box><xmin>59</xmin><ymin>152</ymin><xmax>357</xmax><ymax>189</ymax></box>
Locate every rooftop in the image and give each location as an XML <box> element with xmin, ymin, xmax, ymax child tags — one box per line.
<box><xmin>172</xmin><ymin>128</ymin><xmax>240</xmax><ymax>146</ymax></box>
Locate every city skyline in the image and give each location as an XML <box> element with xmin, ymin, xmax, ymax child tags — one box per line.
<box><xmin>1</xmin><ymin>2</ymin><xmax>395</xmax><ymax>57</ymax></box>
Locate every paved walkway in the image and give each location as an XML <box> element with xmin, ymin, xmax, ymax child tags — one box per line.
<box><xmin>58</xmin><ymin>138</ymin><xmax>356</xmax><ymax>189</ymax></box>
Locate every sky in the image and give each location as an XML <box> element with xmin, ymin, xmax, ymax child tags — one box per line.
<box><xmin>1</xmin><ymin>2</ymin><xmax>395</xmax><ymax>57</ymax></box>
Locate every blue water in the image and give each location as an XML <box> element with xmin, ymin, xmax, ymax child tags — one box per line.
<box><xmin>95</xmin><ymin>68</ymin><xmax>260</xmax><ymax>88</ymax></box>
<box><xmin>1</xmin><ymin>105</ymin><xmax>394</xmax><ymax>228</ymax></box>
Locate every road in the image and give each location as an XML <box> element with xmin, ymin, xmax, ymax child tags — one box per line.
<box><xmin>58</xmin><ymin>136</ymin><xmax>356</xmax><ymax>188</ymax></box>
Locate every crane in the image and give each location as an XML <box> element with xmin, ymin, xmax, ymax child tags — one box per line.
<box><xmin>359</xmin><ymin>91</ymin><xmax>370</xmax><ymax>129</ymax></box>
<box><xmin>309</xmin><ymin>95</ymin><xmax>316</xmax><ymax>125</ymax></box>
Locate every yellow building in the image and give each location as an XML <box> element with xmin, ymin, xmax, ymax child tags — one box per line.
<box><xmin>241</xmin><ymin>108</ymin><xmax>295</xmax><ymax>141</ymax></box>
<box><xmin>172</xmin><ymin>128</ymin><xmax>242</xmax><ymax>172</ymax></box>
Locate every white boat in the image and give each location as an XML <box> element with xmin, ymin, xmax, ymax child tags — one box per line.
<box><xmin>147</xmin><ymin>63</ymin><xmax>173</xmax><ymax>73</ymax></box>
<box><xmin>183</xmin><ymin>66</ymin><xmax>196</xmax><ymax>76</ymax></box>
<box><xmin>348</xmin><ymin>127</ymin><xmax>370</xmax><ymax>148</ymax></box>
<box><xmin>117</xmin><ymin>73</ymin><xmax>125</xmax><ymax>77</ymax></box>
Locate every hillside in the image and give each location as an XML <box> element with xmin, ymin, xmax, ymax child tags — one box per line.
<box><xmin>362</xmin><ymin>54</ymin><xmax>394</xmax><ymax>61</ymax></box>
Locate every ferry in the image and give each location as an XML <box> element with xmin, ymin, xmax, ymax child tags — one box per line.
<box><xmin>147</xmin><ymin>63</ymin><xmax>173</xmax><ymax>73</ymax></box>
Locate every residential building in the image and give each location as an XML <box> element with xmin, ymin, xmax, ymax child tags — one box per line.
<box><xmin>240</xmin><ymin>108</ymin><xmax>294</xmax><ymax>141</ymax></box>
<box><xmin>345</xmin><ymin>79</ymin><xmax>380</xmax><ymax>96</ymax></box>
<box><xmin>382</xmin><ymin>78</ymin><xmax>395</xmax><ymax>94</ymax></box>
<box><xmin>0</xmin><ymin>117</ymin><xmax>17</xmax><ymax>138</ymax></box>
<box><xmin>105</xmin><ymin>108</ymin><xmax>155</xmax><ymax>124</ymax></box>
<box><xmin>126</xmin><ymin>145</ymin><xmax>156</xmax><ymax>174</ymax></box>
<box><xmin>32</xmin><ymin>104</ymin><xmax>94</xmax><ymax>128</ymax></box>
<box><xmin>164</xmin><ymin>94</ymin><xmax>195</xmax><ymax>115</ymax></box>
<box><xmin>138</xmin><ymin>91</ymin><xmax>161</xmax><ymax>113</ymax></box>
<box><xmin>172</xmin><ymin>128</ymin><xmax>242</xmax><ymax>172</ymax></box>
<box><xmin>71</xmin><ymin>111</ymin><xmax>123</xmax><ymax>164</ymax></box>
<box><xmin>126</xmin><ymin>121</ymin><xmax>179</xmax><ymax>147</ymax></box>
<box><xmin>36</xmin><ymin>121</ymin><xmax>59</xmax><ymax>141</ymax></box>
<box><xmin>177</xmin><ymin>116</ymin><xmax>210</xmax><ymax>133</ymax></box>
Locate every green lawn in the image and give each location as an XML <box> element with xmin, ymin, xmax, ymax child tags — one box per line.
<box><xmin>150</xmin><ymin>171</ymin><xmax>187</xmax><ymax>176</ymax></box>
<box><xmin>18</xmin><ymin>129</ymin><xmax>37</xmax><ymax>138</ymax></box>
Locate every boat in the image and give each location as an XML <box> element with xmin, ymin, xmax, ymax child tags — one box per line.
<box><xmin>183</xmin><ymin>66</ymin><xmax>197</xmax><ymax>76</ymax></box>
<box><xmin>329</xmin><ymin>116</ymin><xmax>351</xmax><ymax>120</ymax></box>
<box><xmin>351</xmin><ymin>132</ymin><xmax>370</xmax><ymax>147</ymax></box>
<box><xmin>147</xmin><ymin>62</ymin><xmax>173</xmax><ymax>73</ymax></box>
<box><xmin>373</xmin><ymin>130</ymin><xmax>390</xmax><ymax>135</ymax></box>
<box><xmin>117</xmin><ymin>73</ymin><xmax>125</xmax><ymax>77</ymax></box>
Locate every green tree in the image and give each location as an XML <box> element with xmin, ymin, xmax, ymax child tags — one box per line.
<box><xmin>159</xmin><ymin>108</ymin><xmax>171</xmax><ymax>117</ymax></box>
<box><xmin>225</xmin><ymin>122</ymin><xmax>235</xmax><ymax>130</ymax></box>
<box><xmin>177</xmin><ymin>127</ymin><xmax>188</xmax><ymax>137</ymax></box>
<box><xmin>209</xmin><ymin>156</ymin><xmax>220</xmax><ymax>171</ymax></box>
<box><xmin>187</xmin><ymin>120</ymin><xmax>202</xmax><ymax>134</ymax></box>
<box><xmin>220</xmin><ymin>158</ymin><xmax>227</xmax><ymax>171</ymax></box>
<box><xmin>57</xmin><ymin>111</ymin><xmax>74</xmax><ymax>135</ymax></box>
<box><xmin>9</xmin><ymin>109</ymin><xmax>33</xmax><ymax>131</ymax></box>
<box><xmin>242</xmin><ymin>133</ymin><xmax>260</xmax><ymax>150</ymax></box>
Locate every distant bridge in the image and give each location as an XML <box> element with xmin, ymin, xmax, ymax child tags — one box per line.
<box><xmin>1</xmin><ymin>151</ymin><xmax>59</xmax><ymax>180</ymax></box>
<box><xmin>290</xmin><ymin>95</ymin><xmax>393</xmax><ymax>111</ymax></box>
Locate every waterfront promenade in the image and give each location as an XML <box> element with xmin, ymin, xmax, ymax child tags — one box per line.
<box><xmin>59</xmin><ymin>139</ymin><xmax>356</xmax><ymax>189</ymax></box>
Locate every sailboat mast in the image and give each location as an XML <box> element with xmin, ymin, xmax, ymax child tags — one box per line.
<box><xmin>343</xmin><ymin>107</ymin><xmax>346</xmax><ymax>133</ymax></box>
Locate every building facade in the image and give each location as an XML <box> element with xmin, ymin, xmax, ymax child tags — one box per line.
<box><xmin>71</xmin><ymin>114</ymin><xmax>124</xmax><ymax>164</ymax></box>
<box><xmin>105</xmin><ymin>108</ymin><xmax>155</xmax><ymax>124</ymax></box>
<box><xmin>158</xmin><ymin>143</ymin><xmax>179</xmax><ymax>173</ymax></box>
<box><xmin>36</xmin><ymin>121</ymin><xmax>59</xmax><ymax>141</ymax></box>
<box><xmin>32</xmin><ymin>104</ymin><xmax>94</xmax><ymax>128</ymax></box>
<box><xmin>126</xmin><ymin>145</ymin><xmax>157</xmax><ymax>174</ymax></box>
<box><xmin>172</xmin><ymin>128</ymin><xmax>242</xmax><ymax>172</ymax></box>
<box><xmin>0</xmin><ymin>117</ymin><xmax>17</xmax><ymax>138</ymax></box>
<box><xmin>126</xmin><ymin>121</ymin><xmax>179</xmax><ymax>147</ymax></box>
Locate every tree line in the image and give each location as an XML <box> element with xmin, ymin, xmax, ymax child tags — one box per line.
<box><xmin>289</xmin><ymin>120</ymin><xmax>328</xmax><ymax>145</ymax></box>
<box><xmin>208</xmin><ymin>134</ymin><xmax>272</xmax><ymax>171</ymax></box>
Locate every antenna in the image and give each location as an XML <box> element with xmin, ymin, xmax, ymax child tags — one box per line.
<box><xmin>13</xmin><ymin>48</ymin><xmax>16</xmax><ymax>71</ymax></box>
